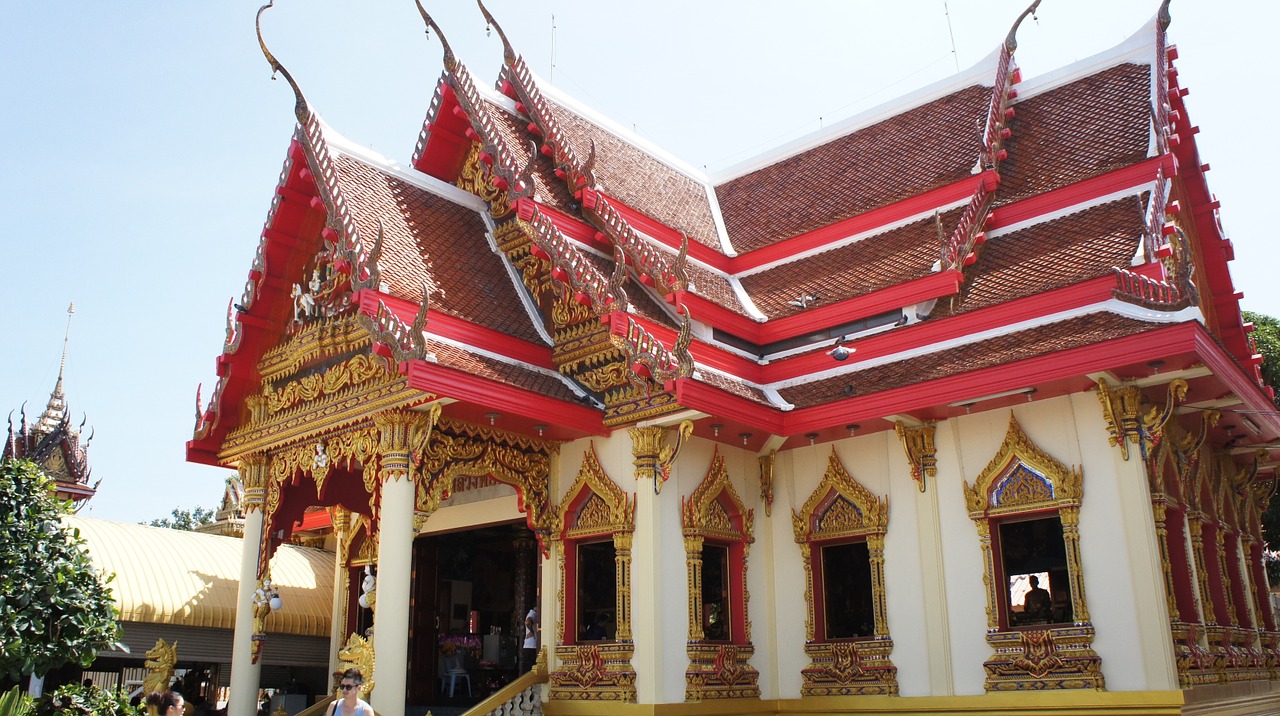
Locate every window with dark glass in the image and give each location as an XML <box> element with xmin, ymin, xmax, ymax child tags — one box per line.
<box><xmin>701</xmin><ymin>542</ymin><xmax>731</xmax><ymax>641</ymax></box>
<box><xmin>998</xmin><ymin>515</ymin><xmax>1073</xmax><ymax>627</ymax></box>
<box><xmin>820</xmin><ymin>540</ymin><xmax>875</xmax><ymax>640</ymax></box>
<box><xmin>577</xmin><ymin>539</ymin><xmax>616</xmax><ymax>642</ymax></box>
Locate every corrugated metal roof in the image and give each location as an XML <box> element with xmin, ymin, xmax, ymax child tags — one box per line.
<box><xmin>66</xmin><ymin>516</ymin><xmax>334</xmax><ymax>637</ymax></box>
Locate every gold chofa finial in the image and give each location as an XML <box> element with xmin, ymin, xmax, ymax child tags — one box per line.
<box><xmin>255</xmin><ymin>1</ymin><xmax>311</xmax><ymax>124</ymax></box>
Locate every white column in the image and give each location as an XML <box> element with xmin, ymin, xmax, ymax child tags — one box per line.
<box><xmin>370</xmin><ymin>411</ymin><xmax>418</xmax><ymax>716</ymax></box>
<box><xmin>1108</xmin><ymin>427</ymin><xmax>1178</xmax><ymax>689</ymax></box>
<box><xmin>328</xmin><ymin>508</ymin><xmax>350</xmax><ymax>679</ymax></box>
<box><xmin>229</xmin><ymin>454</ymin><xmax>268</xmax><ymax>716</ymax></box>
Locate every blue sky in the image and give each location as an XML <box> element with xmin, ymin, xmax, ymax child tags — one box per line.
<box><xmin>1</xmin><ymin>0</ymin><xmax>1273</xmax><ymax>524</ymax></box>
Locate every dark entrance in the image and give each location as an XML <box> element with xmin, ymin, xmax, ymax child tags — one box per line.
<box><xmin>407</xmin><ymin>521</ymin><xmax>538</xmax><ymax>708</ymax></box>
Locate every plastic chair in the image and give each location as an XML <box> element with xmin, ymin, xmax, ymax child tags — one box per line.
<box><xmin>441</xmin><ymin>667</ymin><xmax>471</xmax><ymax>697</ymax></box>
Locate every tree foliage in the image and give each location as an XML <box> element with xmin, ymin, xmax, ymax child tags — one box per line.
<box><xmin>146</xmin><ymin>506</ymin><xmax>214</xmax><ymax>531</ymax></box>
<box><xmin>31</xmin><ymin>683</ymin><xmax>138</xmax><ymax>716</ymax></box>
<box><xmin>1244</xmin><ymin>311</ymin><xmax>1280</xmax><ymax>411</ymax></box>
<box><xmin>0</xmin><ymin>459</ymin><xmax>121</xmax><ymax>681</ymax></box>
<box><xmin>1244</xmin><ymin>312</ymin><xmax>1280</xmax><ymax>579</ymax></box>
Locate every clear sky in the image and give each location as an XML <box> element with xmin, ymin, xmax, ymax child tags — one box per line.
<box><xmin>1</xmin><ymin>0</ymin><xmax>1274</xmax><ymax>525</ymax></box>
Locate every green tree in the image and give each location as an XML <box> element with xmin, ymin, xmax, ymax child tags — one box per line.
<box><xmin>146</xmin><ymin>506</ymin><xmax>214</xmax><ymax>531</ymax></box>
<box><xmin>1244</xmin><ymin>311</ymin><xmax>1280</xmax><ymax>581</ymax></box>
<box><xmin>1245</xmin><ymin>311</ymin><xmax>1280</xmax><ymax>411</ymax></box>
<box><xmin>0</xmin><ymin>459</ymin><xmax>121</xmax><ymax>682</ymax></box>
<box><xmin>31</xmin><ymin>682</ymin><xmax>138</xmax><ymax>716</ymax></box>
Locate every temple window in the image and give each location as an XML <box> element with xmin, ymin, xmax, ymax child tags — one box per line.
<box><xmin>681</xmin><ymin>449</ymin><xmax>760</xmax><ymax>699</ymax></box>
<box><xmin>575</xmin><ymin>538</ymin><xmax>617</xmax><ymax>641</ymax></box>
<box><xmin>963</xmin><ymin>413</ymin><xmax>1103</xmax><ymax>690</ymax></box>
<box><xmin>997</xmin><ymin>514</ymin><xmax>1073</xmax><ymax>628</ymax></box>
<box><xmin>819</xmin><ymin>539</ymin><xmax>876</xmax><ymax>639</ymax></box>
<box><xmin>792</xmin><ymin>448</ymin><xmax>897</xmax><ymax>695</ymax></box>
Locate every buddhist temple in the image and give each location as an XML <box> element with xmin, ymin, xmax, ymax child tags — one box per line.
<box><xmin>5</xmin><ymin>304</ymin><xmax>97</xmax><ymax>506</ymax></box>
<box><xmin>187</xmin><ymin>1</ymin><xmax>1280</xmax><ymax>714</ymax></box>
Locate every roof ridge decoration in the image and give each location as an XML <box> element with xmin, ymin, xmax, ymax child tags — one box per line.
<box><xmin>938</xmin><ymin>1</ymin><xmax>1038</xmax><ymax>284</ymax></box>
<box><xmin>416</xmin><ymin>0</ymin><xmax>534</xmax><ymax>202</ymax></box>
<box><xmin>478</xmin><ymin>0</ymin><xmax>687</xmax><ymax>296</ymax></box>
<box><xmin>197</xmin><ymin>3</ymin><xmax>384</xmax><ymax>444</ymax></box>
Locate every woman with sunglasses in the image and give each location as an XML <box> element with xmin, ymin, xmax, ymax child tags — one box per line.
<box><xmin>325</xmin><ymin>668</ymin><xmax>371</xmax><ymax>716</ymax></box>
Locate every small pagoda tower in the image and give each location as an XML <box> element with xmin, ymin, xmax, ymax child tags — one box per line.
<box><xmin>3</xmin><ymin>303</ymin><xmax>97</xmax><ymax>506</ymax></box>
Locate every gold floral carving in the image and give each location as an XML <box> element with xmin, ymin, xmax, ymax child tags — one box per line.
<box><xmin>1095</xmin><ymin>378</ymin><xmax>1187</xmax><ymax>461</ymax></box>
<box><xmin>894</xmin><ymin>421</ymin><xmax>937</xmax><ymax>492</ymax></box>
<box><xmin>238</xmin><ymin>453</ymin><xmax>270</xmax><ymax>511</ymax></box>
<box><xmin>549</xmin><ymin>642</ymin><xmax>636</xmax><ymax>702</ymax></box>
<box><xmin>964</xmin><ymin>413</ymin><xmax>1102</xmax><ymax>691</ymax></box>
<box><xmin>792</xmin><ymin>448</ymin><xmax>895</xmax><ymax>695</ymax></box>
<box><xmin>681</xmin><ymin>450</ymin><xmax>759</xmax><ymax>700</ymax></box>
<box><xmin>550</xmin><ymin>445</ymin><xmax>637</xmax><ymax>702</ymax></box>
<box><xmin>455</xmin><ymin>143</ymin><xmax>512</xmax><ymax>218</ymax></box>
<box><xmin>257</xmin><ymin>312</ymin><xmax>371</xmax><ymax>382</ymax></box>
<box><xmin>578</xmin><ymin>362</ymin><xmax>631</xmax><ymax>392</ymax></box>
<box><xmin>266</xmin><ymin>354</ymin><xmax>386</xmax><ymax>414</ymax></box>
<box><xmin>758</xmin><ymin>450</ymin><xmax>775</xmax><ymax>517</ymax></box>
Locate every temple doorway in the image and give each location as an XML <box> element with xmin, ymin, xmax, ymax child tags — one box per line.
<box><xmin>406</xmin><ymin>520</ymin><xmax>539</xmax><ymax>709</ymax></box>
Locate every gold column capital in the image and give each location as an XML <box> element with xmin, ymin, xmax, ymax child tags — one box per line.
<box><xmin>239</xmin><ymin>452</ymin><xmax>270</xmax><ymax>512</ymax></box>
<box><xmin>894</xmin><ymin>421</ymin><xmax>937</xmax><ymax>492</ymax></box>
<box><xmin>629</xmin><ymin>420</ymin><xmax>692</xmax><ymax>493</ymax></box>
<box><xmin>374</xmin><ymin>403</ymin><xmax>442</xmax><ymax>483</ymax></box>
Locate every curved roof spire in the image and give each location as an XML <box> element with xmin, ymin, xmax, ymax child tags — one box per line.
<box><xmin>414</xmin><ymin>0</ymin><xmax>459</xmax><ymax>72</ymax></box>
<box><xmin>36</xmin><ymin>302</ymin><xmax>74</xmax><ymax>434</ymax></box>
<box><xmin>476</xmin><ymin>0</ymin><xmax>517</xmax><ymax>67</ymax></box>
<box><xmin>1005</xmin><ymin>0</ymin><xmax>1042</xmax><ymax>53</ymax></box>
<box><xmin>255</xmin><ymin>1</ymin><xmax>310</xmax><ymax>124</ymax></box>
<box><xmin>1158</xmin><ymin>0</ymin><xmax>1172</xmax><ymax>32</ymax></box>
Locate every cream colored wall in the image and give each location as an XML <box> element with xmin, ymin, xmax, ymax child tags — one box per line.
<box><xmin>1069</xmin><ymin>391</ymin><xmax>1177</xmax><ymax>691</ymax></box>
<box><xmin>543</xmin><ymin>390</ymin><xmax>1176</xmax><ymax>703</ymax></box>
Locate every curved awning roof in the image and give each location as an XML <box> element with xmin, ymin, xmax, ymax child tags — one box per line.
<box><xmin>66</xmin><ymin>516</ymin><xmax>333</xmax><ymax>637</ymax></box>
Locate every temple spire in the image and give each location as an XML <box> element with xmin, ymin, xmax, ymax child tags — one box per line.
<box><xmin>36</xmin><ymin>303</ymin><xmax>74</xmax><ymax>434</ymax></box>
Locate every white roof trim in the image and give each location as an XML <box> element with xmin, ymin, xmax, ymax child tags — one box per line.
<box><xmin>766</xmin><ymin>299</ymin><xmax>1201</xmax><ymax>391</ymax></box>
<box><xmin>319</xmin><ymin>118</ymin><xmax>489</xmax><ymax>213</ymax></box>
<box><xmin>532</xmin><ymin>68</ymin><xmax>712</xmax><ymax>186</ymax></box>
<box><xmin>425</xmin><ymin>330</ymin><xmax>592</xmax><ymax>401</ymax></box>
<box><xmin>735</xmin><ymin>194</ymin><xmax>972</xmax><ymax>279</ymax></box>
<box><xmin>1011</xmin><ymin>11</ymin><xmax>1158</xmax><ymax>104</ymax></box>
<box><xmin>985</xmin><ymin>182</ymin><xmax>1156</xmax><ymax>241</ymax></box>
<box><xmin>709</xmin><ymin>46</ymin><xmax>1001</xmax><ymax>185</ymax></box>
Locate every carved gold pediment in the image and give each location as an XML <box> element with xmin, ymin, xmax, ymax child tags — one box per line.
<box><xmin>793</xmin><ymin>448</ymin><xmax>888</xmax><ymax>542</ymax></box>
<box><xmin>682</xmin><ymin>449</ymin><xmax>752</xmax><ymax>541</ymax></box>
<box><xmin>963</xmin><ymin>413</ymin><xmax>1082</xmax><ymax>518</ymax></box>
<box><xmin>557</xmin><ymin>443</ymin><xmax>634</xmax><ymax>539</ymax></box>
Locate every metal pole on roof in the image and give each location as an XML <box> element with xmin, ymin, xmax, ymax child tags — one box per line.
<box><xmin>944</xmin><ymin>1</ymin><xmax>960</xmax><ymax>72</ymax></box>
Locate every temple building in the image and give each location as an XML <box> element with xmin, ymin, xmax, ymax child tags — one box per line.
<box><xmin>187</xmin><ymin>2</ymin><xmax>1280</xmax><ymax>714</ymax></box>
<box><xmin>5</xmin><ymin>305</ymin><xmax>98</xmax><ymax>506</ymax></box>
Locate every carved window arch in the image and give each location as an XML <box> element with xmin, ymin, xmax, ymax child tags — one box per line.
<box><xmin>962</xmin><ymin>413</ymin><xmax>1103</xmax><ymax>691</ymax></box>
<box><xmin>548</xmin><ymin>444</ymin><xmax>637</xmax><ymax>702</ymax></box>
<box><xmin>681</xmin><ymin>449</ymin><xmax>759</xmax><ymax>700</ymax></box>
<box><xmin>791</xmin><ymin>448</ymin><xmax>896</xmax><ymax>696</ymax></box>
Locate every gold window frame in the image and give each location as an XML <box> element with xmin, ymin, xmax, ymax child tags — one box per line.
<box><xmin>791</xmin><ymin>448</ymin><xmax>896</xmax><ymax>696</ymax></box>
<box><xmin>962</xmin><ymin>413</ymin><xmax>1104</xmax><ymax>691</ymax></box>
<box><xmin>681</xmin><ymin>449</ymin><xmax>760</xmax><ymax>700</ymax></box>
<box><xmin>548</xmin><ymin>444</ymin><xmax>637</xmax><ymax>702</ymax></box>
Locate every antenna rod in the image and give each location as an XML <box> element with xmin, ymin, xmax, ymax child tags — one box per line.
<box><xmin>550</xmin><ymin>14</ymin><xmax>557</xmax><ymax>83</ymax></box>
<box><xmin>944</xmin><ymin>1</ymin><xmax>960</xmax><ymax>72</ymax></box>
<box><xmin>60</xmin><ymin>302</ymin><xmax>75</xmax><ymax>378</ymax></box>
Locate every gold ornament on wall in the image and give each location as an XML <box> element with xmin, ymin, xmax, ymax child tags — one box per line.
<box><xmin>963</xmin><ymin>413</ymin><xmax>1103</xmax><ymax>691</ymax></box>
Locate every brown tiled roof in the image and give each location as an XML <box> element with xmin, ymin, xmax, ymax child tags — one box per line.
<box><xmin>330</xmin><ymin>153</ymin><xmax>543</xmax><ymax>344</ymax></box>
<box><xmin>484</xmin><ymin>100</ymin><xmax>578</xmax><ymax>214</ymax></box>
<box><xmin>698</xmin><ymin>369</ymin><xmax>772</xmax><ymax>407</ymax></box>
<box><xmin>996</xmin><ymin>63</ymin><xmax>1151</xmax><ymax>205</ymax></box>
<box><xmin>547</xmin><ymin>100</ymin><xmax>721</xmax><ymax>249</ymax></box>
<box><xmin>778</xmin><ymin>312</ymin><xmax>1157</xmax><ymax>409</ymax></box>
<box><xmin>741</xmin><ymin>210</ymin><xmax>960</xmax><ymax>319</ymax></box>
<box><xmin>685</xmin><ymin>263</ymin><xmax>751</xmax><ymax>317</ymax></box>
<box><xmin>943</xmin><ymin>197</ymin><xmax>1145</xmax><ymax>315</ymax></box>
<box><xmin>430</xmin><ymin>342</ymin><xmax>580</xmax><ymax>402</ymax></box>
<box><xmin>715</xmin><ymin>85</ymin><xmax>990</xmax><ymax>253</ymax></box>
